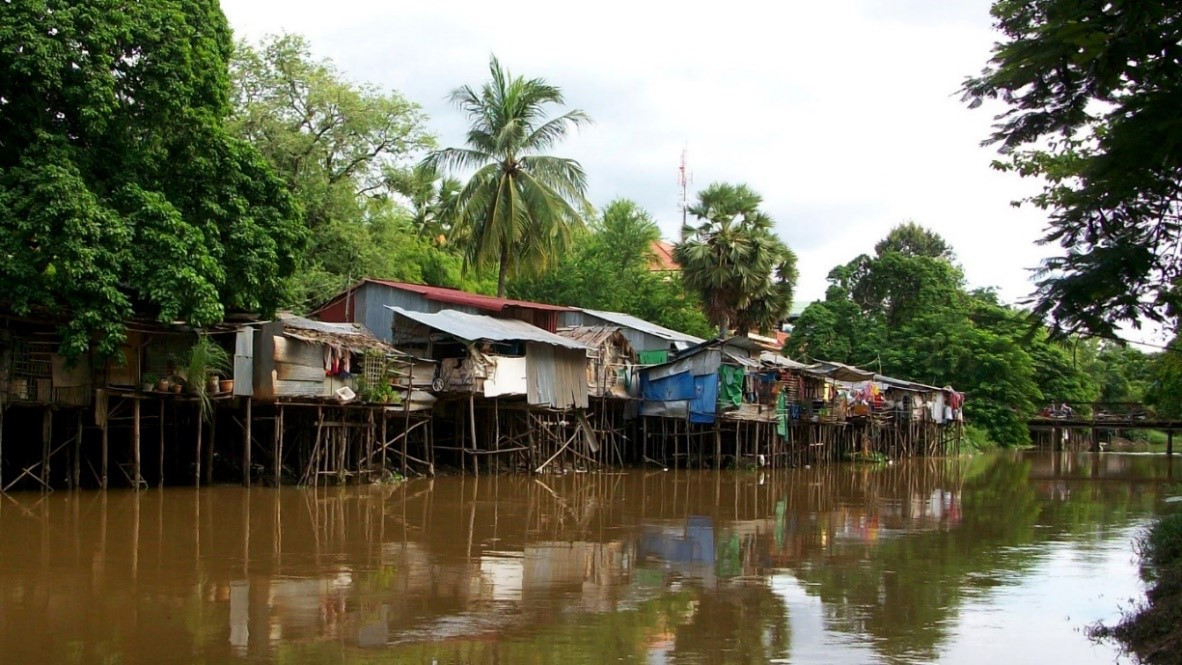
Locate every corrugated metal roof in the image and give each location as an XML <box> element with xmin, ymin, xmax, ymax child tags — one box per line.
<box><xmin>759</xmin><ymin>351</ymin><xmax>814</xmax><ymax>370</ymax></box>
<box><xmin>555</xmin><ymin>325</ymin><xmax>624</xmax><ymax>349</ymax></box>
<box><xmin>388</xmin><ymin>307</ymin><xmax>590</xmax><ymax>350</ymax></box>
<box><xmin>581</xmin><ymin>309</ymin><xmax>704</xmax><ymax>345</ymax></box>
<box><xmin>278</xmin><ymin>313</ymin><xmax>396</xmax><ymax>353</ymax></box>
<box><xmin>874</xmin><ymin>374</ymin><xmax>942</xmax><ymax>392</ymax></box>
<box><xmin>368</xmin><ymin>279</ymin><xmax>573</xmax><ymax>312</ymax></box>
<box><xmin>807</xmin><ymin>360</ymin><xmax>876</xmax><ymax>382</ymax></box>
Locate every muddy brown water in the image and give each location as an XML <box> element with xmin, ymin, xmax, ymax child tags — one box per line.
<box><xmin>0</xmin><ymin>451</ymin><xmax>1176</xmax><ymax>664</ymax></box>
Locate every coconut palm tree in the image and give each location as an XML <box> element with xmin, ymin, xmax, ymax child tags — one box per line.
<box><xmin>425</xmin><ymin>56</ymin><xmax>591</xmax><ymax>296</ymax></box>
<box><xmin>675</xmin><ymin>183</ymin><xmax>797</xmax><ymax>336</ymax></box>
<box><xmin>389</xmin><ymin>163</ymin><xmax>461</xmax><ymax>245</ymax></box>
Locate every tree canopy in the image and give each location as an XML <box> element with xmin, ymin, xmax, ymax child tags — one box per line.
<box><xmin>788</xmin><ymin>224</ymin><xmax>1098</xmax><ymax>445</ymax></box>
<box><xmin>963</xmin><ymin>1</ymin><xmax>1182</xmax><ymax>336</ymax></box>
<box><xmin>510</xmin><ymin>199</ymin><xmax>714</xmax><ymax>339</ymax></box>
<box><xmin>0</xmin><ymin>0</ymin><xmax>305</xmax><ymax>357</ymax></box>
<box><xmin>227</xmin><ymin>33</ymin><xmax>471</xmax><ymax>309</ymax></box>
<box><xmin>426</xmin><ymin>55</ymin><xmax>591</xmax><ymax>297</ymax></box>
<box><xmin>674</xmin><ymin>183</ymin><xmax>797</xmax><ymax>336</ymax></box>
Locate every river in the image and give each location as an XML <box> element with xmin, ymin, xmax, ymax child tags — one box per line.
<box><xmin>0</xmin><ymin>451</ymin><xmax>1176</xmax><ymax>664</ymax></box>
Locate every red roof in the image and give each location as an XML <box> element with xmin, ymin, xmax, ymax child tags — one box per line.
<box><xmin>356</xmin><ymin>279</ymin><xmax>574</xmax><ymax>313</ymax></box>
<box><xmin>650</xmin><ymin>240</ymin><xmax>679</xmax><ymax>272</ymax></box>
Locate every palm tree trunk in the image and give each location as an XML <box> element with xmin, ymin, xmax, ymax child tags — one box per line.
<box><xmin>496</xmin><ymin>244</ymin><xmax>510</xmax><ymax>297</ymax></box>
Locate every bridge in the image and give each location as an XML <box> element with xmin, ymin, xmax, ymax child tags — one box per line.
<box><xmin>1027</xmin><ymin>402</ymin><xmax>1180</xmax><ymax>454</ymax></box>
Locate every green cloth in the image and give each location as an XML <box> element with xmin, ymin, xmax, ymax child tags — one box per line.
<box><xmin>638</xmin><ymin>349</ymin><xmax>669</xmax><ymax>365</ymax></box>
<box><xmin>719</xmin><ymin>364</ymin><xmax>745</xmax><ymax>408</ymax></box>
<box><xmin>776</xmin><ymin>391</ymin><xmax>788</xmax><ymax>438</ymax></box>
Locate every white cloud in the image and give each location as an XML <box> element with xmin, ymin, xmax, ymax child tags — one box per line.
<box><xmin>220</xmin><ymin>0</ymin><xmax>1051</xmax><ymax>308</ymax></box>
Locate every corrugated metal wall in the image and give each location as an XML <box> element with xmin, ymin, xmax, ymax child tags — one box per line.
<box><xmin>358</xmin><ymin>283</ymin><xmax>482</xmax><ymax>343</ymax></box>
<box><xmin>525</xmin><ymin>344</ymin><xmax>588</xmax><ymax>409</ymax></box>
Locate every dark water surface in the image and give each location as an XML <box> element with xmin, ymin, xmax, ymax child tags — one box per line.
<box><xmin>0</xmin><ymin>452</ymin><xmax>1177</xmax><ymax>664</ymax></box>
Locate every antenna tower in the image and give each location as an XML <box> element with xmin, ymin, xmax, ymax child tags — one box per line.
<box><xmin>677</xmin><ymin>147</ymin><xmax>692</xmax><ymax>233</ymax></box>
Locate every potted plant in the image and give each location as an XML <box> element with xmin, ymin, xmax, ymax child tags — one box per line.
<box><xmin>184</xmin><ymin>336</ymin><xmax>232</xmax><ymax>420</ymax></box>
<box><xmin>142</xmin><ymin>374</ymin><xmax>157</xmax><ymax>393</ymax></box>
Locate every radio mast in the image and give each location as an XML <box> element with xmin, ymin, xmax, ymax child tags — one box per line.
<box><xmin>677</xmin><ymin>147</ymin><xmax>692</xmax><ymax>235</ymax></box>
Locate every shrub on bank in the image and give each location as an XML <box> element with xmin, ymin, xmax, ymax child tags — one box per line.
<box><xmin>1092</xmin><ymin>512</ymin><xmax>1182</xmax><ymax>663</ymax></box>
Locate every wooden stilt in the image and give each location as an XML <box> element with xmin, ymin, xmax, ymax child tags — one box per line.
<box><xmin>100</xmin><ymin>393</ymin><xmax>109</xmax><ymax>490</ymax></box>
<box><xmin>204</xmin><ymin>405</ymin><xmax>216</xmax><ymax>486</ymax></box>
<box><xmin>73</xmin><ymin>409</ymin><xmax>82</xmax><ymax>490</ymax></box>
<box><xmin>243</xmin><ymin>397</ymin><xmax>252</xmax><ymax>487</ymax></box>
<box><xmin>158</xmin><ymin>401</ymin><xmax>165</xmax><ymax>488</ymax></box>
<box><xmin>469</xmin><ymin>395</ymin><xmax>478</xmax><ymax>476</ymax></box>
<box><xmin>1169</xmin><ymin>430</ymin><xmax>1174</xmax><ymax>457</ymax></box>
<box><xmin>41</xmin><ymin>408</ymin><xmax>52</xmax><ymax>491</ymax></box>
<box><xmin>132</xmin><ymin>397</ymin><xmax>142</xmax><ymax>489</ymax></box>
<box><xmin>195</xmin><ymin>409</ymin><xmax>203</xmax><ymax>488</ymax></box>
<box><xmin>274</xmin><ymin>405</ymin><xmax>283</xmax><ymax>487</ymax></box>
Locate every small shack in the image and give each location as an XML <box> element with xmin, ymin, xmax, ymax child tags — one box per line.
<box><xmin>389</xmin><ymin>307</ymin><xmax>589</xmax><ymax>409</ymax></box>
<box><xmin>238</xmin><ymin>313</ymin><xmax>430</xmax><ymax>486</ymax></box>
<box><xmin>559</xmin><ymin>308</ymin><xmax>704</xmax><ymax>364</ymax></box>
<box><xmin>555</xmin><ymin>325</ymin><xmax>636</xmax><ymax>399</ymax></box>
<box><xmin>390</xmin><ymin>306</ymin><xmax>612</xmax><ymax>473</ymax></box>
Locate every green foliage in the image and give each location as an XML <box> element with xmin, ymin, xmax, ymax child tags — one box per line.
<box><xmin>1093</xmin><ymin>513</ymin><xmax>1182</xmax><ymax>664</ymax></box>
<box><xmin>184</xmin><ymin>335</ymin><xmax>232</xmax><ymax>420</ymax></box>
<box><xmin>426</xmin><ymin>55</ymin><xmax>591</xmax><ymax>296</ymax></box>
<box><xmin>1146</xmin><ymin>338</ymin><xmax>1182</xmax><ymax>419</ymax></box>
<box><xmin>0</xmin><ymin>1</ymin><xmax>305</xmax><ymax>357</ymax></box>
<box><xmin>675</xmin><ymin>183</ymin><xmax>798</xmax><ymax>335</ymax></box>
<box><xmin>964</xmin><ymin>1</ymin><xmax>1182</xmax><ymax>335</ymax></box>
<box><xmin>788</xmin><ymin>223</ymin><xmax>1102</xmax><ymax>446</ymax></box>
<box><xmin>510</xmin><ymin>199</ymin><xmax>713</xmax><ymax>339</ymax></box>
<box><xmin>228</xmin><ymin>34</ymin><xmax>455</xmax><ymax>309</ymax></box>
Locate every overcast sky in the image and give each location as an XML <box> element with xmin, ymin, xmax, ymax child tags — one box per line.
<box><xmin>221</xmin><ymin>0</ymin><xmax>1050</xmax><ymax>310</ymax></box>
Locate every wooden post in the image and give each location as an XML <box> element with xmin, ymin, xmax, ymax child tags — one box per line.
<box><xmin>100</xmin><ymin>393</ymin><xmax>109</xmax><ymax>490</ymax></box>
<box><xmin>73</xmin><ymin>409</ymin><xmax>82</xmax><ymax>490</ymax></box>
<box><xmin>0</xmin><ymin>403</ymin><xmax>5</xmax><ymax>491</ymax></box>
<box><xmin>194</xmin><ymin>408</ymin><xmax>203</xmax><ymax>488</ymax></box>
<box><xmin>243</xmin><ymin>397</ymin><xmax>252</xmax><ymax>487</ymax></box>
<box><xmin>469</xmin><ymin>395</ymin><xmax>479</xmax><ymax>477</ymax></box>
<box><xmin>205</xmin><ymin>405</ymin><xmax>216</xmax><ymax>486</ymax></box>
<box><xmin>274</xmin><ymin>404</ymin><xmax>282</xmax><ymax>487</ymax></box>
<box><xmin>132</xmin><ymin>397</ymin><xmax>142</xmax><ymax>489</ymax></box>
<box><xmin>714</xmin><ymin>421</ymin><xmax>721</xmax><ymax>471</ymax></box>
<box><xmin>1168</xmin><ymin>430</ymin><xmax>1174</xmax><ymax>457</ymax></box>
<box><xmin>158</xmin><ymin>401</ymin><xmax>165</xmax><ymax>488</ymax></box>
<box><xmin>41</xmin><ymin>408</ymin><xmax>51</xmax><ymax>490</ymax></box>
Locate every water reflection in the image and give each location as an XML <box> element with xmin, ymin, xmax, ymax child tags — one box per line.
<box><xmin>0</xmin><ymin>452</ymin><xmax>1175</xmax><ymax>664</ymax></box>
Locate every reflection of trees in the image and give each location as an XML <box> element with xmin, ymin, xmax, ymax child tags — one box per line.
<box><xmin>673</xmin><ymin>583</ymin><xmax>790</xmax><ymax>663</ymax></box>
<box><xmin>0</xmin><ymin>453</ymin><xmax>1172</xmax><ymax>664</ymax></box>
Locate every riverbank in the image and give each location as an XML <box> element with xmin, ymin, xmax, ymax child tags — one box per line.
<box><xmin>1093</xmin><ymin>511</ymin><xmax>1182</xmax><ymax>663</ymax></box>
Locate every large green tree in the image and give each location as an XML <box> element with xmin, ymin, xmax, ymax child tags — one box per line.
<box><xmin>0</xmin><ymin>0</ymin><xmax>304</xmax><ymax>357</ymax></box>
<box><xmin>674</xmin><ymin>183</ymin><xmax>797</xmax><ymax>336</ymax></box>
<box><xmin>426</xmin><ymin>56</ymin><xmax>591</xmax><ymax>297</ymax></box>
<box><xmin>963</xmin><ymin>1</ymin><xmax>1182</xmax><ymax>336</ymax></box>
<box><xmin>228</xmin><ymin>34</ymin><xmax>457</xmax><ymax>308</ymax></box>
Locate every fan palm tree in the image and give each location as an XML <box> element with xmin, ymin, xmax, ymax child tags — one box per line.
<box><xmin>424</xmin><ymin>56</ymin><xmax>591</xmax><ymax>296</ymax></box>
<box><xmin>675</xmin><ymin>183</ymin><xmax>797</xmax><ymax>336</ymax></box>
